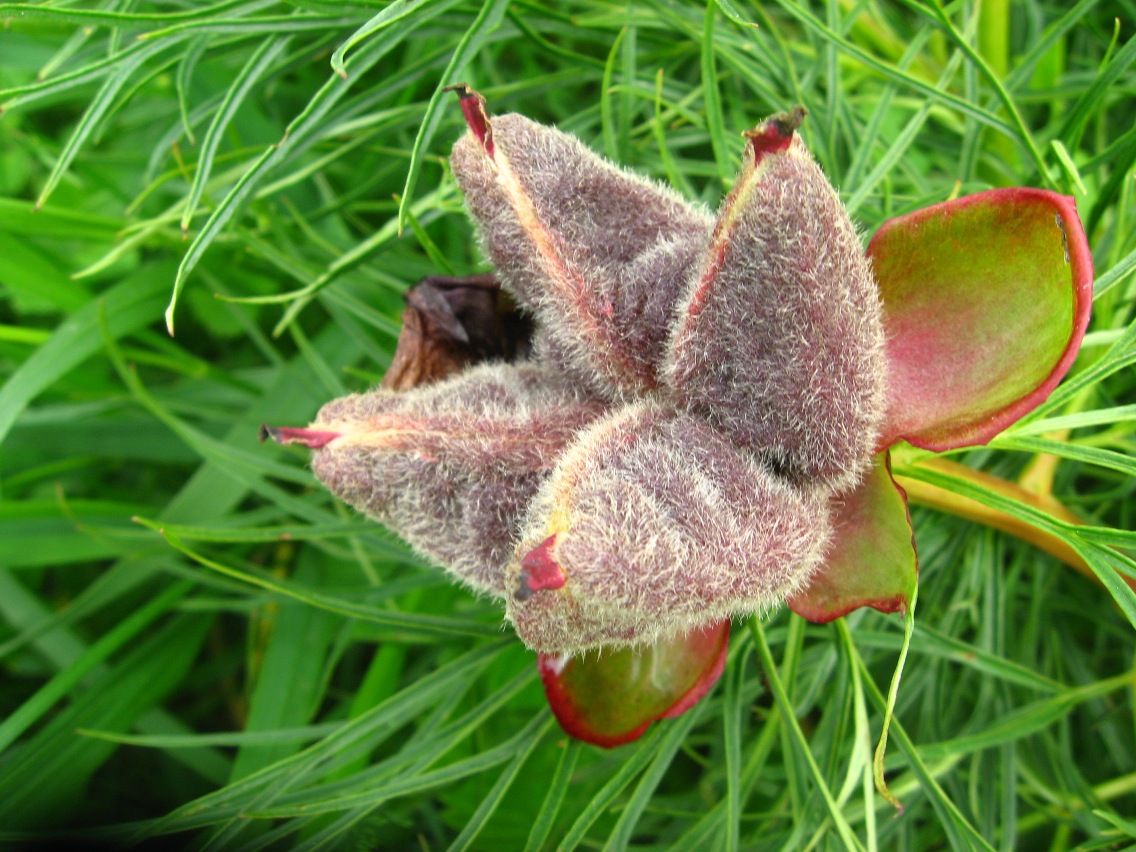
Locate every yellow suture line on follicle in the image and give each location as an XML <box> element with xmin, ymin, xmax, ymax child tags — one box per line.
<box><xmin>492</xmin><ymin>146</ymin><xmax>648</xmax><ymax>388</ymax></box>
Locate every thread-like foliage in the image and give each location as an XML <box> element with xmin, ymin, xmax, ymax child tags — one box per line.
<box><xmin>0</xmin><ymin>2</ymin><xmax>1133</xmax><ymax>849</ymax></box>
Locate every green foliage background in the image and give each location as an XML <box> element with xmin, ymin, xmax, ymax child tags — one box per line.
<box><xmin>1</xmin><ymin>0</ymin><xmax>1135</xmax><ymax>848</ymax></box>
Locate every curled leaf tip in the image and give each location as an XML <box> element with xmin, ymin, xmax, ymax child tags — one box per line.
<box><xmin>446</xmin><ymin>82</ymin><xmax>494</xmax><ymax>157</ymax></box>
<box><xmin>259</xmin><ymin>425</ymin><xmax>341</xmax><ymax>449</ymax></box>
<box><xmin>515</xmin><ymin>535</ymin><xmax>567</xmax><ymax>601</ymax></box>
<box><xmin>743</xmin><ymin>105</ymin><xmax>806</xmax><ymax>157</ymax></box>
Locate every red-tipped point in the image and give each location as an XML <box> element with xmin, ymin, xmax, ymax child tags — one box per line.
<box><xmin>743</xmin><ymin>105</ymin><xmax>806</xmax><ymax>158</ymax></box>
<box><xmin>259</xmin><ymin>425</ymin><xmax>342</xmax><ymax>449</ymax></box>
<box><xmin>514</xmin><ymin>535</ymin><xmax>567</xmax><ymax>601</ymax></box>
<box><xmin>445</xmin><ymin>82</ymin><xmax>494</xmax><ymax>157</ymax></box>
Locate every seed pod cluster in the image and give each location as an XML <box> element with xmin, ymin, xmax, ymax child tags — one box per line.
<box><xmin>272</xmin><ymin>87</ymin><xmax>886</xmax><ymax>654</ymax></box>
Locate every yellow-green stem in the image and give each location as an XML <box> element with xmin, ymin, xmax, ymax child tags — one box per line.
<box><xmin>895</xmin><ymin>457</ymin><xmax>1135</xmax><ymax>591</ymax></box>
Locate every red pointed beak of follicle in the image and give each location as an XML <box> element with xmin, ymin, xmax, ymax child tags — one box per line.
<box><xmin>513</xmin><ymin>534</ymin><xmax>567</xmax><ymax>601</ymax></box>
<box><xmin>444</xmin><ymin>82</ymin><xmax>494</xmax><ymax>157</ymax></box>
<box><xmin>258</xmin><ymin>425</ymin><xmax>342</xmax><ymax>449</ymax></box>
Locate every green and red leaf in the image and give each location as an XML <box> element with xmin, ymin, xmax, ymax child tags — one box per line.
<box><xmin>789</xmin><ymin>452</ymin><xmax>918</xmax><ymax>623</ymax></box>
<box><xmin>538</xmin><ymin>620</ymin><xmax>729</xmax><ymax>747</ymax></box>
<box><xmin>870</xmin><ymin>188</ymin><xmax>1093</xmax><ymax>452</ymax></box>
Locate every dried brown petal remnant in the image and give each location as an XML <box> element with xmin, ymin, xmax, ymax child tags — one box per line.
<box><xmin>381</xmin><ymin>274</ymin><xmax>532</xmax><ymax>391</ymax></box>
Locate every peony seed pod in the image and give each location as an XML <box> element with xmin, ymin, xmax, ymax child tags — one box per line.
<box><xmin>269</xmin><ymin>363</ymin><xmax>606</xmax><ymax>596</ymax></box>
<box><xmin>665</xmin><ymin>108</ymin><xmax>886</xmax><ymax>492</ymax></box>
<box><xmin>506</xmin><ymin>401</ymin><xmax>832</xmax><ymax>653</ymax></box>
<box><xmin>449</xmin><ymin>85</ymin><xmax>713</xmax><ymax>400</ymax></box>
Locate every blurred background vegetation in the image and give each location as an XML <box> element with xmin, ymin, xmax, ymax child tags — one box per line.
<box><xmin>1</xmin><ymin>0</ymin><xmax>1134</xmax><ymax>848</ymax></box>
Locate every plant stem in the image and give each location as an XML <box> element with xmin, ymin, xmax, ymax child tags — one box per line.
<box><xmin>895</xmin><ymin>457</ymin><xmax>1135</xmax><ymax>590</ymax></box>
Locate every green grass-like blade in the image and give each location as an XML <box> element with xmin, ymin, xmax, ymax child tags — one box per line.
<box><xmin>557</xmin><ymin>729</ymin><xmax>666</xmax><ymax>850</ymax></box>
<box><xmin>396</xmin><ymin>0</ymin><xmax>510</xmax><ymax>233</ymax></box>
<box><xmin>148</xmin><ymin>526</ymin><xmax>497</xmax><ymax>638</ymax></box>
<box><xmin>35</xmin><ymin>43</ymin><xmax>166</xmax><ymax>209</ymax></box>
<box><xmin>751</xmin><ymin>618</ymin><xmax>865</xmax><ymax>851</ymax></box>
<box><xmin>0</xmin><ymin>265</ymin><xmax>169</xmax><ymax>445</ymax></box>
<box><xmin>721</xmin><ymin>645</ymin><xmax>742</xmax><ymax>852</ymax></box>
<box><xmin>139</xmin><ymin>641</ymin><xmax>508</xmax><ymax>836</ymax></box>
<box><xmin>180</xmin><ymin>35</ymin><xmax>291</xmax><ymax>234</ymax></box>
<box><xmin>523</xmin><ymin>738</ymin><xmax>580</xmax><ymax>852</ymax></box>
<box><xmin>768</xmin><ymin>0</ymin><xmax>1015</xmax><ymax>135</ymax></box>
<box><xmin>329</xmin><ymin>0</ymin><xmax>422</xmax><ymax>78</ymax></box>
<box><xmin>446</xmin><ymin>715</ymin><xmax>554</xmax><ymax>852</ymax></box>
<box><xmin>1058</xmin><ymin>30</ymin><xmax>1136</xmax><ymax>152</ymax></box>
<box><xmin>0</xmin><ymin>580</ymin><xmax>191</xmax><ymax>753</ymax></box>
<box><xmin>604</xmin><ymin>709</ymin><xmax>706</xmax><ymax>850</ymax></box>
<box><xmin>872</xmin><ymin>587</ymin><xmax>916</xmax><ymax>811</ymax></box>
<box><xmin>164</xmin><ymin>0</ymin><xmax>464</xmax><ymax>333</ymax></box>
<box><xmin>845</xmin><ymin>621</ymin><xmax>997</xmax><ymax>851</ymax></box>
<box><xmin>700</xmin><ymin>3</ymin><xmax>733</xmax><ymax>184</ymax></box>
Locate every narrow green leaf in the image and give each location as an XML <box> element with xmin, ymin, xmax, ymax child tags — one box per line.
<box><xmin>146</xmin><ymin>526</ymin><xmax>497</xmax><ymax>639</ymax></box>
<box><xmin>992</xmin><ymin>435</ymin><xmax>1136</xmax><ymax>478</ymax></box>
<box><xmin>846</xmin><ymin>624</ymin><xmax>997</xmax><ymax>851</ymax></box>
<box><xmin>714</xmin><ymin>0</ymin><xmax>758</xmax><ymax>29</ymax></box>
<box><xmin>329</xmin><ymin>0</ymin><xmax>422</xmax><ymax>78</ymax></box>
<box><xmin>180</xmin><ymin>35</ymin><xmax>291</xmax><ymax>234</ymax></box>
<box><xmin>164</xmin><ymin>0</ymin><xmax>466</xmax><ymax>333</ymax></box>
<box><xmin>603</xmin><ymin>703</ymin><xmax>704</xmax><ymax>851</ymax></box>
<box><xmin>0</xmin><ymin>264</ymin><xmax>169</xmax><ymax>445</ymax></box>
<box><xmin>916</xmin><ymin>672</ymin><xmax>1134</xmax><ymax>762</ymax></box>
<box><xmin>174</xmin><ymin>36</ymin><xmax>209</xmax><ymax>145</ymax></box>
<box><xmin>1010</xmin><ymin>404</ymin><xmax>1136</xmax><ymax>436</ymax></box>
<box><xmin>1091</xmin><ymin>244</ymin><xmax>1136</xmax><ymax>300</ymax></box>
<box><xmin>557</xmin><ymin>728</ymin><xmax>664</xmax><ymax>852</ymax></box>
<box><xmin>230</xmin><ymin>559</ymin><xmax>342</xmax><ymax>781</ymax></box>
<box><xmin>523</xmin><ymin>739</ymin><xmax>580</xmax><ymax>852</ymax></box>
<box><xmin>0</xmin><ymin>581</ymin><xmax>191</xmax><ymax>753</ymax></box>
<box><xmin>446</xmin><ymin>716</ymin><xmax>554</xmax><ymax>852</ymax></box>
<box><xmin>600</xmin><ymin>28</ymin><xmax>628</xmax><ymax>161</ymax></box>
<box><xmin>139</xmin><ymin>642</ymin><xmax>507</xmax><ymax>838</ymax></box>
<box><xmin>0</xmin><ymin>0</ymin><xmax>255</xmax><ymax>26</ymax></box>
<box><xmin>872</xmin><ymin>586</ymin><xmax>916</xmax><ymax>811</ymax></box>
<box><xmin>652</xmin><ymin>69</ymin><xmax>696</xmax><ymax>197</ymax></box>
<box><xmin>701</xmin><ymin>2</ymin><xmax>733</xmax><ymax>183</ymax></box>
<box><xmin>722</xmin><ymin>648</ymin><xmax>742</xmax><ymax>852</ymax></box>
<box><xmin>77</xmin><ymin>725</ymin><xmax>342</xmax><ymax>749</ymax></box>
<box><xmin>1058</xmin><ymin>30</ymin><xmax>1136</xmax><ymax>151</ymax></box>
<box><xmin>1050</xmin><ymin>139</ymin><xmax>1089</xmax><ymax>195</ymax></box>
<box><xmin>750</xmin><ymin>618</ymin><xmax>864</xmax><ymax>851</ymax></box>
<box><xmin>35</xmin><ymin>43</ymin><xmax>165</xmax><ymax>209</ymax></box>
<box><xmin>396</xmin><ymin>0</ymin><xmax>511</xmax><ymax>233</ymax></box>
<box><xmin>767</xmin><ymin>0</ymin><xmax>1016</xmax><ymax>136</ymax></box>
<box><xmin>0</xmin><ymin>614</ymin><xmax>211</xmax><ymax>830</ymax></box>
